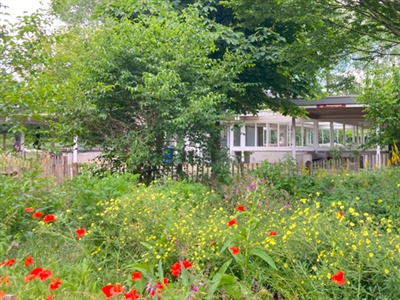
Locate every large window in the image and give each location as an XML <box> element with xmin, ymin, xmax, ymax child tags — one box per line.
<box><xmin>257</xmin><ymin>124</ymin><xmax>265</xmax><ymax>146</ymax></box>
<box><xmin>245</xmin><ymin>124</ymin><xmax>255</xmax><ymax>146</ymax></box>
<box><xmin>233</xmin><ymin>125</ymin><xmax>241</xmax><ymax>146</ymax></box>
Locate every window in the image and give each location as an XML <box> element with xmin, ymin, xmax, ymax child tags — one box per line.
<box><xmin>245</xmin><ymin>124</ymin><xmax>255</xmax><ymax>146</ymax></box>
<box><xmin>233</xmin><ymin>125</ymin><xmax>241</xmax><ymax>146</ymax></box>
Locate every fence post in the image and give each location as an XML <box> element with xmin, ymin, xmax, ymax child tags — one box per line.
<box><xmin>3</xmin><ymin>295</ymin><xmax>16</xmax><ymax>300</ymax></box>
<box><xmin>72</xmin><ymin>163</ymin><xmax>79</xmax><ymax>177</ymax></box>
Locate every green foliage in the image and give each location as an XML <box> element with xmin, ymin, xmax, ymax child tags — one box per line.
<box><xmin>47</xmin><ymin>1</ymin><xmax>248</xmax><ymax>182</ymax></box>
<box><xmin>2</xmin><ymin>166</ymin><xmax>400</xmax><ymax>298</ymax></box>
<box><xmin>253</xmin><ymin>155</ymin><xmax>315</xmax><ymax>197</ymax></box>
<box><xmin>358</xmin><ymin>65</ymin><xmax>400</xmax><ymax>147</ymax></box>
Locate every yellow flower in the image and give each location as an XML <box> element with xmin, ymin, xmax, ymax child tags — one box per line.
<box><xmin>368</xmin><ymin>253</ymin><xmax>374</xmax><ymax>258</ymax></box>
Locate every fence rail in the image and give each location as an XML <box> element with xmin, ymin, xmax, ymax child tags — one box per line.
<box><xmin>0</xmin><ymin>152</ymin><xmax>392</xmax><ymax>184</ymax></box>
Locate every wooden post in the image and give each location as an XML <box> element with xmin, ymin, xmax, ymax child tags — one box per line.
<box><xmin>72</xmin><ymin>163</ymin><xmax>79</xmax><ymax>177</ymax></box>
<box><xmin>3</xmin><ymin>294</ymin><xmax>16</xmax><ymax>300</ymax></box>
<box><xmin>2</xmin><ymin>133</ymin><xmax>6</xmax><ymax>149</ymax></box>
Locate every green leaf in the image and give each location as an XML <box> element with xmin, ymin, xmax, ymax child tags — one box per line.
<box><xmin>249</xmin><ymin>249</ymin><xmax>277</xmax><ymax>270</ymax></box>
<box><xmin>157</xmin><ymin>259</ymin><xmax>164</xmax><ymax>279</ymax></box>
<box><xmin>140</xmin><ymin>242</ymin><xmax>153</xmax><ymax>250</ymax></box>
<box><xmin>220</xmin><ymin>236</ymin><xmax>237</xmax><ymax>253</ymax></box>
<box><xmin>209</xmin><ymin>259</ymin><xmax>232</xmax><ymax>295</ymax></box>
<box><xmin>180</xmin><ymin>261</ymin><xmax>189</xmax><ymax>287</ymax></box>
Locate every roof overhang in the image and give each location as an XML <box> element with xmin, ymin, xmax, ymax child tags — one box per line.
<box><xmin>290</xmin><ymin>96</ymin><xmax>370</xmax><ymax>126</ymax></box>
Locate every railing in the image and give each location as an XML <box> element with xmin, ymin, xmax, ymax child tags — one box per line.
<box><xmin>307</xmin><ymin>153</ymin><xmax>391</xmax><ymax>176</ymax></box>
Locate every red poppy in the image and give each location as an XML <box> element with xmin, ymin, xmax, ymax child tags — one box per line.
<box><xmin>230</xmin><ymin>246</ymin><xmax>240</xmax><ymax>255</ymax></box>
<box><xmin>339</xmin><ymin>211</ymin><xmax>344</xmax><ymax>217</ymax></box>
<box><xmin>25</xmin><ymin>207</ymin><xmax>34</xmax><ymax>213</ymax></box>
<box><xmin>0</xmin><ymin>258</ymin><xmax>15</xmax><ymax>267</ymax></box>
<box><xmin>131</xmin><ymin>271</ymin><xmax>142</xmax><ymax>281</ymax></box>
<box><xmin>24</xmin><ymin>274</ymin><xmax>36</xmax><ymax>282</ymax></box>
<box><xmin>30</xmin><ymin>267</ymin><xmax>44</xmax><ymax>276</ymax></box>
<box><xmin>43</xmin><ymin>214</ymin><xmax>56</xmax><ymax>223</ymax></box>
<box><xmin>24</xmin><ymin>267</ymin><xmax>44</xmax><ymax>282</ymax></box>
<box><xmin>124</xmin><ymin>289</ymin><xmax>140</xmax><ymax>299</ymax></box>
<box><xmin>102</xmin><ymin>285</ymin><xmax>114</xmax><ymax>298</ymax></box>
<box><xmin>32</xmin><ymin>212</ymin><xmax>44</xmax><ymax>219</ymax></box>
<box><xmin>269</xmin><ymin>231</ymin><xmax>277</xmax><ymax>236</ymax></box>
<box><xmin>38</xmin><ymin>269</ymin><xmax>53</xmax><ymax>281</ymax></box>
<box><xmin>152</xmin><ymin>278</ymin><xmax>168</xmax><ymax>298</ymax></box>
<box><xmin>75</xmin><ymin>228</ymin><xmax>86</xmax><ymax>239</ymax></box>
<box><xmin>237</xmin><ymin>205</ymin><xmax>245</xmax><ymax>211</ymax></box>
<box><xmin>24</xmin><ymin>256</ymin><xmax>35</xmax><ymax>267</ymax></box>
<box><xmin>49</xmin><ymin>278</ymin><xmax>62</xmax><ymax>290</ymax></box>
<box><xmin>155</xmin><ymin>277</ymin><xmax>168</xmax><ymax>290</ymax></box>
<box><xmin>102</xmin><ymin>284</ymin><xmax>124</xmax><ymax>298</ymax></box>
<box><xmin>0</xmin><ymin>276</ymin><xmax>11</xmax><ymax>286</ymax></box>
<box><xmin>46</xmin><ymin>295</ymin><xmax>54</xmax><ymax>300</ymax></box>
<box><xmin>331</xmin><ymin>271</ymin><xmax>346</xmax><ymax>285</ymax></box>
<box><xmin>0</xmin><ymin>291</ymin><xmax>5</xmax><ymax>299</ymax></box>
<box><xmin>227</xmin><ymin>219</ymin><xmax>237</xmax><ymax>227</ymax></box>
<box><xmin>170</xmin><ymin>260</ymin><xmax>192</xmax><ymax>276</ymax></box>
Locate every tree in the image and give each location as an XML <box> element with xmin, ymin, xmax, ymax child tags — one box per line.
<box><xmin>47</xmin><ymin>2</ymin><xmax>247</xmax><ymax>182</ymax></box>
<box><xmin>358</xmin><ymin>64</ymin><xmax>400</xmax><ymax>147</ymax></box>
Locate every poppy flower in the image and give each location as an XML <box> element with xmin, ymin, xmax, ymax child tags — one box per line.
<box><xmin>0</xmin><ymin>258</ymin><xmax>15</xmax><ymax>267</ymax></box>
<box><xmin>237</xmin><ymin>205</ymin><xmax>245</xmax><ymax>211</ymax></box>
<box><xmin>0</xmin><ymin>276</ymin><xmax>11</xmax><ymax>286</ymax></box>
<box><xmin>124</xmin><ymin>289</ymin><xmax>140</xmax><ymax>299</ymax></box>
<box><xmin>24</xmin><ymin>256</ymin><xmax>35</xmax><ymax>267</ymax></box>
<box><xmin>269</xmin><ymin>231</ymin><xmax>277</xmax><ymax>236</ymax></box>
<box><xmin>43</xmin><ymin>214</ymin><xmax>56</xmax><ymax>223</ymax></box>
<box><xmin>230</xmin><ymin>246</ymin><xmax>240</xmax><ymax>255</ymax></box>
<box><xmin>331</xmin><ymin>271</ymin><xmax>346</xmax><ymax>285</ymax></box>
<box><xmin>339</xmin><ymin>211</ymin><xmax>344</xmax><ymax>217</ymax></box>
<box><xmin>75</xmin><ymin>228</ymin><xmax>86</xmax><ymax>239</ymax></box>
<box><xmin>227</xmin><ymin>219</ymin><xmax>237</xmax><ymax>227</ymax></box>
<box><xmin>30</xmin><ymin>267</ymin><xmax>44</xmax><ymax>276</ymax></box>
<box><xmin>46</xmin><ymin>295</ymin><xmax>54</xmax><ymax>300</ymax></box>
<box><xmin>170</xmin><ymin>261</ymin><xmax>192</xmax><ymax>276</ymax></box>
<box><xmin>156</xmin><ymin>277</ymin><xmax>168</xmax><ymax>290</ymax></box>
<box><xmin>25</xmin><ymin>207</ymin><xmax>34</xmax><ymax>213</ymax></box>
<box><xmin>24</xmin><ymin>267</ymin><xmax>44</xmax><ymax>282</ymax></box>
<box><xmin>49</xmin><ymin>278</ymin><xmax>62</xmax><ymax>290</ymax></box>
<box><xmin>38</xmin><ymin>269</ymin><xmax>53</xmax><ymax>281</ymax></box>
<box><xmin>131</xmin><ymin>271</ymin><xmax>142</xmax><ymax>281</ymax></box>
<box><xmin>32</xmin><ymin>212</ymin><xmax>44</xmax><ymax>219</ymax></box>
<box><xmin>102</xmin><ymin>283</ymin><xmax>124</xmax><ymax>298</ymax></box>
<box><xmin>151</xmin><ymin>278</ymin><xmax>168</xmax><ymax>298</ymax></box>
<box><xmin>102</xmin><ymin>285</ymin><xmax>114</xmax><ymax>298</ymax></box>
<box><xmin>0</xmin><ymin>291</ymin><xmax>6</xmax><ymax>299</ymax></box>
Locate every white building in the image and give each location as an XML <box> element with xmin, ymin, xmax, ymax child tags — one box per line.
<box><xmin>221</xmin><ymin>96</ymin><xmax>382</xmax><ymax>165</ymax></box>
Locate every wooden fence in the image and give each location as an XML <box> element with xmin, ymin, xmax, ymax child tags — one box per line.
<box><xmin>0</xmin><ymin>153</ymin><xmax>78</xmax><ymax>185</ymax></box>
<box><xmin>0</xmin><ymin>152</ymin><xmax>393</xmax><ymax>184</ymax></box>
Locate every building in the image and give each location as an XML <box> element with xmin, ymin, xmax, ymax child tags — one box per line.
<box><xmin>221</xmin><ymin>95</ymin><xmax>384</xmax><ymax>166</ymax></box>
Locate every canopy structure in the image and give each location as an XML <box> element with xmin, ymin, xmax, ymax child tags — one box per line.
<box><xmin>222</xmin><ymin>96</ymin><xmax>381</xmax><ymax>165</ymax></box>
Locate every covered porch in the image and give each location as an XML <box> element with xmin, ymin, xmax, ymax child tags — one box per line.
<box><xmin>222</xmin><ymin>96</ymin><xmax>385</xmax><ymax>167</ymax></box>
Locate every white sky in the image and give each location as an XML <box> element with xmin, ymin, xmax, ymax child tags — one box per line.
<box><xmin>1</xmin><ymin>0</ymin><xmax>50</xmax><ymax>24</ymax></box>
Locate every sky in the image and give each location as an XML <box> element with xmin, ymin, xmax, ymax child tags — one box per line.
<box><xmin>0</xmin><ymin>0</ymin><xmax>50</xmax><ymax>24</ymax></box>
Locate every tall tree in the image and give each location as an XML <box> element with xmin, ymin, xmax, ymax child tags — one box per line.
<box><xmin>48</xmin><ymin>2</ymin><xmax>247</xmax><ymax>181</ymax></box>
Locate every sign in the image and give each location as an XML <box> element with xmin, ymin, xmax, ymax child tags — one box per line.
<box><xmin>316</xmin><ymin>104</ymin><xmax>346</xmax><ymax>108</ymax></box>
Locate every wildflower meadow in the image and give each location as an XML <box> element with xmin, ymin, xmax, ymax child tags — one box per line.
<box><xmin>1</xmin><ymin>158</ymin><xmax>400</xmax><ymax>299</ymax></box>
